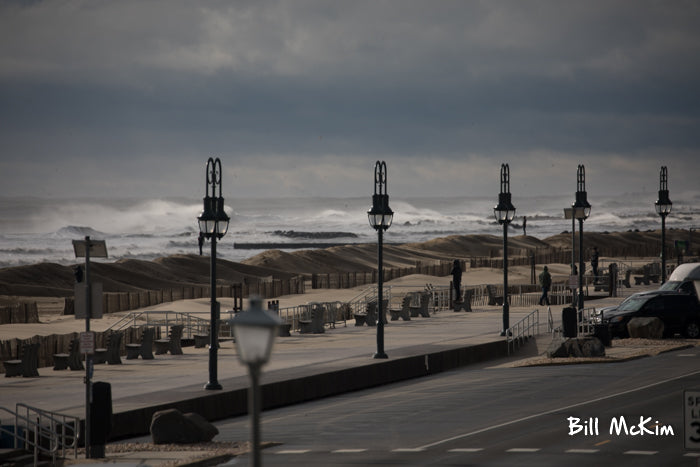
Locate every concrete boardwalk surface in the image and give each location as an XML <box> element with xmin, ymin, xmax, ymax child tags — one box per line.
<box><xmin>0</xmin><ymin>299</ymin><xmax>550</xmax><ymax>438</ymax></box>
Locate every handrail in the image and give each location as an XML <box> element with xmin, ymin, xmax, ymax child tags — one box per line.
<box><xmin>0</xmin><ymin>403</ymin><xmax>80</xmax><ymax>464</ymax></box>
<box><xmin>105</xmin><ymin>310</ymin><xmax>210</xmax><ymax>339</ymax></box>
<box><xmin>506</xmin><ymin>308</ymin><xmax>540</xmax><ymax>356</ymax></box>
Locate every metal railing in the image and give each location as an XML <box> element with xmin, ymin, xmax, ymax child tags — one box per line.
<box><xmin>105</xmin><ymin>310</ymin><xmax>210</xmax><ymax>339</ymax></box>
<box><xmin>0</xmin><ymin>404</ymin><xmax>80</xmax><ymax>464</ymax></box>
<box><xmin>506</xmin><ymin>308</ymin><xmax>540</xmax><ymax>355</ymax></box>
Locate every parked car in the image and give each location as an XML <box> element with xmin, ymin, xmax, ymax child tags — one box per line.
<box><xmin>600</xmin><ymin>290</ymin><xmax>700</xmax><ymax>338</ymax></box>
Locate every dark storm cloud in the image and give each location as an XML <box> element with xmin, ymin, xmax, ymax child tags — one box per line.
<box><xmin>0</xmin><ymin>0</ymin><xmax>699</xmax><ymax>198</ymax></box>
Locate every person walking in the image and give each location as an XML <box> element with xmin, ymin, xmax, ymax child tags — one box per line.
<box><xmin>539</xmin><ymin>265</ymin><xmax>552</xmax><ymax>306</ymax></box>
<box><xmin>451</xmin><ymin>259</ymin><xmax>462</xmax><ymax>302</ymax></box>
<box><xmin>522</xmin><ymin>216</ymin><xmax>527</xmax><ymax>236</ymax></box>
<box><xmin>590</xmin><ymin>246</ymin><xmax>599</xmax><ymax>278</ymax></box>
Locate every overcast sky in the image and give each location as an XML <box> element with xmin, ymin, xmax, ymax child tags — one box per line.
<box><xmin>1</xmin><ymin>0</ymin><xmax>699</xmax><ymax>202</ymax></box>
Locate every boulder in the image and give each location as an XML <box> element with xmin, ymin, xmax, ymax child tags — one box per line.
<box><xmin>150</xmin><ymin>408</ymin><xmax>219</xmax><ymax>444</ymax></box>
<box><xmin>627</xmin><ymin>317</ymin><xmax>664</xmax><ymax>339</ymax></box>
<box><xmin>547</xmin><ymin>336</ymin><xmax>606</xmax><ymax>358</ymax></box>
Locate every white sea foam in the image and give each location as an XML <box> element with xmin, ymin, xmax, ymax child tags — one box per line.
<box><xmin>0</xmin><ymin>193</ymin><xmax>697</xmax><ymax>267</ymax></box>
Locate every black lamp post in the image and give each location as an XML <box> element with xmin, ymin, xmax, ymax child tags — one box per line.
<box><xmin>198</xmin><ymin>157</ymin><xmax>230</xmax><ymax>390</ymax></box>
<box><xmin>494</xmin><ymin>163</ymin><xmax>516</xmax><ymax>336</ymax></box>
<box><xmin>655</xmin><ymin>166</ymin><xmax>672</xmax><ymax>283</ymax></box>
<box><xmin>368</xmin><ymin>161</ymin><xmax>393</xmax><ymax>359</ymax></box>
<box><xmin>572</xmin><ymin>165</ymin><xmax>591</xmax><ymax>314</ymax></box>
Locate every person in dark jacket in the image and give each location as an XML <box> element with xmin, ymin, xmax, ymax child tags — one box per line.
<box><xmin>451</xmin><ymin>259</ymin><xmax>462</xmax><ymax>302</ymax></box>
<box><xmin>538</xmin><ymin>265</ymin><xmax>552</xmax><ymax>306</ymax></box>
<box><xmin>590</xmin><ymin>246</ymin><xmax>599</xmax><ymax>278</ymax></box>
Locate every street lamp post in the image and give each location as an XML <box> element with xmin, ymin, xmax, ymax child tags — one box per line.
<box><xmin>572</xmin><ymin>165</ymin><xmax>591</xmax><ymax>315</ymax></box>
<box><xmin>230</xmin><ymin>297</ymin><xmax>282</xmax><ymax>467</ymax></box>
<box><xmin>197</xmin><ymin>157</ymin><xmax>230</xmax><ymax>390</ymax></box>
<box><xmin>368</xmin><ymin>161</ymin><xmax>393</xmax><ymax>359</ymax></box>
<box><xmin>655</xmin><ymin>166</ymin><xmax>672</xmax><ymax>283</ymax></box>
<box><xmin>494</xmin><ymin>164</ymin><xmax>516</xmax><ymax>336</ymax></box>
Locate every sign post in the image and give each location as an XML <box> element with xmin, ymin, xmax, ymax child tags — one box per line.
<box><xmin>72</xmin><ymin>236</ymin><xmax>107</xmax><ymax>459</ymax></box>
<box><xmin>685</xmin><ymin>390</ymin><xmax>700</xmax><ymax>450</ymax></box>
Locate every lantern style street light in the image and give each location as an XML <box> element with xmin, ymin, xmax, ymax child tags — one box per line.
<box><xmin>494</xmin><ymin>164</ymin><xmax>516</xmax><ymax>336</ymax></box>
<box><xmin>368</xmin><ymin>161</ymin><xmax>393</xmax><ymax>359</ymax></box>
<box><xmin>230</xmin><ymin>296</ymin><xmax>282</xmax><ymax>467</ymax></box>
<box><xmin>655</xmin><ymin>166</ymin><xmax>672</xmax><ymax>283</ymax></box>
<box><xmin>198</xmin><ymin>157</ymin><xmax>230</xmax><ymax>390</ymax></box>
<box><xmin>572</xmin><ymin>164</ymin><xmax>591</xmax><ymax>314</ymax></box>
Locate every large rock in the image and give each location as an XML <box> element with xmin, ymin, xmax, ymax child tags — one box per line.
<box><xmin>150</xmin><ymin>408</ymin><xmax>219</xmax><ymax>444</ymax></box>
<box><xmin>547</xmin><ymin>336</ymin><xmax>606</xmax><ymax>358</ymax></box>
<box><xmin>627</xmin><ymin>317</ymin><xmax>664</xmax><ymax>339</ymax></box>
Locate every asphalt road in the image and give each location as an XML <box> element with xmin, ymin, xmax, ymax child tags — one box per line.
<box><xmin>214</xmin><ymin>344</ymin><xmax>700</xmax><ymax>466</ymax></box>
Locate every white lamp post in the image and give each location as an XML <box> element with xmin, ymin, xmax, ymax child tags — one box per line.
<box><xmin>231</xmin><ymin>297</ymin><xmax>282</xmax><ymax>467</ymax></box>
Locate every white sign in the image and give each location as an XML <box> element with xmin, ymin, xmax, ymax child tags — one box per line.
<box><xmin>79</xmin><ymin>331</ymin><xmax>95</xmax><ymax>355</ymax></box>
<box><xmin>568</xmin><ymin>274</ymin><xmax>579</xmax><ymax>290</ymax></box>
<box><xmin>685</xmin><ymin>390</ymin><xmax>700</xmax><ymax>449</ymax></box>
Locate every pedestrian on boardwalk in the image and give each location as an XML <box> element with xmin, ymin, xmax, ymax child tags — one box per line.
<box><xmin>590</xmin><ymin>246</ymin><xmax>599</xmax><ymax>278</ymax></box>
<box><xmin>539</xmin><ymin>265</ymin><xmax>552</xmax><ymax>306</ymax></box>
<box><xmin>451</xmin><ymin>259</ymin><xmax>462</xmax><ymax>302</ymax></box>
<box><xmin>522</xmin><ymin>216</ymin><xmax>527</xmax><ymax>236</ymax></box>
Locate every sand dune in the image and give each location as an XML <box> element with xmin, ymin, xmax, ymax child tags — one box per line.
<box><xmin>0</xmin><ymin>229</ymin><xmax>693</xmax><ymax>299</ymax></box>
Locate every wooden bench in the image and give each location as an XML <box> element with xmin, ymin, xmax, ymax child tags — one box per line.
<box><xmin>390</xmin><ymin>295</ymin><xmax>412</xmax><ymax>321</ymax></box>
<box><xmin>126</xmin><ymin>327</ymin><xmax>155</xmax><ymax>360</ymax></box>
<box><xmin>54</xmin><ymin>337</ymin><xmax>83</xmax><ymax>371</ymax></box>
<box><xmin>4</xmin><ymin>342</ymin><xmax>40</xmax><ymax>377</ymax></box>
<box><xmin>409</xmin><ymin>293</ymin><xmax>431</xmax><ymax>318</ymax></box>
<box><xmin>194</xmin><ymin>334</ymin><xmax>209</xmax><ymax>348</ymax></box>
<box><xmin>453</xmin><ymin>289</ymin><xmax>473</xmax><ymax>312</ymax></box>
<box><xmin>299</xmin><ymin>303</ymin><xmax>325</xmax><ymax>334</ymax></box>
<box><xmin>155</xmin><ymin>324</ymin><xmax>184</xmax><ymax>355</ymax></box>
<box><xmin>94</xmin><ymin>331</ymin><xmax>123</xmax><ymax>365</ymax></box>
<box><xmin>486</xmin><ymin>285</ymin><xmax>504</xmax><ymax>306</ymax></box>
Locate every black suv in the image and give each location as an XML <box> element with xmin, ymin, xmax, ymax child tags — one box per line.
<box><xmin>601</xmin><ymin>291</ymin><xmax>700</xmax><ymax>338</ymax></box>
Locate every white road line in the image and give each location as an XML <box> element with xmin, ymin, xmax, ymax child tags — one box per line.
<box><xmin>507</xmin><ymin>448</ymin><xmax>540</xmax><ymax>452</ymax></box>
<box><xmin>392</xmin><ymin>448</ymin><xmax>426</xmax><ymax>452</ymax></box>
<box><xmin>332</xmin><ymin>449</ymin><xmax>368</xmax><ymax>453</ymax></box>
<box><xmin>684</xmin><ymin>452</ymin><xmax>700</xmax><ymax>457</ymax></box>
<box><xmin>677</xmin><ymin>354</ymin><xmax>696</xmax><ymax>357</ymax></box>
<box><xmin>415</xmin><ymin>368</ymin><xmax>700</xmax><ymax>450</ymax></box>
<box><xmin>448</xmin><ymin>448</ymin><xmax>484</xmax><ymax>452</ymax></box>
<box><xmin>624</xmin><ymin>450</ymin><xmax>658</xmax><ymax>455</ymax></box>
<box><xmin>566</xmin><ymin>449</ymin><xmax>599</xmax><ymax>453</ymax></box>
<box><xmin>274</xmin><ymin>450</ymin><xmax>311</xmax><ymax>454</ymax></box>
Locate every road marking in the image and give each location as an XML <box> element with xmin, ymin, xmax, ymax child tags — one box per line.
<box><xmin>684</xmin><ymin>452</ymin><xmax>700</xmax><ymax>457</ymax></box>
<box><xmin>415</xmin><ymin>368</ymin><xmax>700</xmax><ymax>450</ymax></box>
<box><xmin>332</xmin><ymin>449</ymin><xmax>367</xmax><ymax>453</ymax></box>
<box><xmin>507</xmin><ymin>448</ymin><xmax>540</xmax><ymax>452</ymax></box>
<box><xmin>677</xmin><ymin>354</ymin><xmax>696</xmax><ymax>357</ymax></box>
<box><xmin>566</xmin><ymin>449</ymin><xmax>599</xmax><ymax>453</ymax></box>
<box><xmin>275</xmin><ymin>450</ymin><xmax>311</xmax><ymax>454</ymax></box>
<box><xmin>624</xmin><ymin>450</ymin><xmax>657</xmax><ymax>455</ymax></box>
<box><xmin>392</xmin><ymin>448</ymin><xmax>426</xmax><ymax>452</ymax></box>
<box><xmin>448</xmin><ymin>448</ymin><xmax>483</xmax><ymax>452</ymax></box>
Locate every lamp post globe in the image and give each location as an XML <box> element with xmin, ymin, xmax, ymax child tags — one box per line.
<box><xmin>655</xmin><ymin>166</ymin><xmax>672</xmax><ymax>283</ymax></box>
<box><xmin>494</xmin><ymin>163</ymin><xmax>516</xmax><ymax>336</ymax></box>
<box><xmin>368</xmin><ymin>161</ymin><xmax>392</xmax><ymax>359</ymax></box>
<box><xmin>198</xmin><ymin>157</ymin><xmax>229</xmax><ymax>390</ymax></box>
<box><xmin>230</xmin><ymin>296</ymin><xmax>282</xmax><ymax>467</ymax></box>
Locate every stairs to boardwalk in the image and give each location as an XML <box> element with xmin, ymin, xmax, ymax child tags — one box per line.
<box><xmin>0</xmin><ymin>448</ymin><xmax>53</xmax><ymax>466</ymax></box>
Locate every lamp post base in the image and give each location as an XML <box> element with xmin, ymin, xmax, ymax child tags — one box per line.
<box><xmin>373</xmin><ymin>351</ymin><xmax>388</xmax><ymax>359</ymax></box>
<box><xmin>204</xmin><ymin>382</ymin><xmax>222</xmax><ymax>391</ymax></box>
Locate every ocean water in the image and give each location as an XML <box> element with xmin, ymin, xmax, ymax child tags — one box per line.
<box><xmin>0</xmin><ymin>193</ymin><xmax>698</xmax><ymax>268</ymax></box>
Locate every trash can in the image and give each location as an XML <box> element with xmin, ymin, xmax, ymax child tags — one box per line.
<box><xmin>562</xmin><ymin>307</ymin><xmax>578</xmax><ymax>338</ymax></box>
<box><xmin>89</xmin><ymin>381</ymin><xmax>112</xmax><ymax>458</ymax></box>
